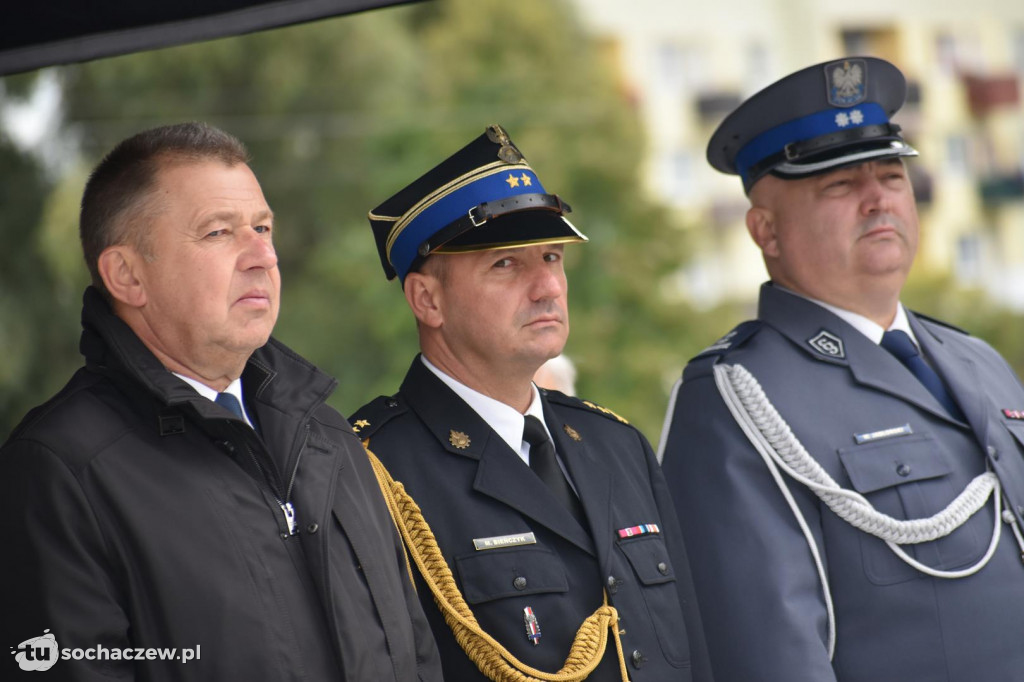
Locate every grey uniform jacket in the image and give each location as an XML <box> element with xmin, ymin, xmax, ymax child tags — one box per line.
<box><xmin>352</xmin><ymin>356</ymin><xmax>713</xmax><ymax>682</ymax></box>
<box><xmin>0</xmin><ymin>287</ymin><xmax>443</xmax><ymax>682</ymax></box>
<box><xmin>661</xmin><ymin>283</ymin><xmax>1024</xmax><ymax>682</ymax></box>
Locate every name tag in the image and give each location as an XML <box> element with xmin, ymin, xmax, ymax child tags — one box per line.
<box><xmin>854</xmin><ymin>423</ymin><xmax>913</xmax><ymax>444</ymax></box>
<box><xmin>473</xmin><ymin>532</ymin><xmax>537</xmax><ymax>551</ymax></box>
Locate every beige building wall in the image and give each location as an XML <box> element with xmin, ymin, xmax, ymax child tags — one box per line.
<box><xmin>572</xmin><ymin>0</ymin><xmax>1024</xmax><ymax>309</ymax></box>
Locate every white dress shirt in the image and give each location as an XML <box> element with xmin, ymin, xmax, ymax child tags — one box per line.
<box><xmin>173</xmin><ymin>373</ymin><xmax>255</xmax><ymax>429</ymax></box>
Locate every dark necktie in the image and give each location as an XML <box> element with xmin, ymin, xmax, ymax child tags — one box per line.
<box><xmin>215</xmin><ymin>392</ymin><xmax>245</xmax><ymax>420</ymax></box>
<box><xmin>880</xmin><ymin>330</ymin><xmax>964</xmax><ymax>421</ymax></box>
<box><xmin>523</xmin><ymin>415</ymin><xmax>586</xmax><ymax>525</ymax></box>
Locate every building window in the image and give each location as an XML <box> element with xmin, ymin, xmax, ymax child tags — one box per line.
<box><xmin>946</xmin><ymin>135</ymin><xmax>970</xmax><ymax>176</ymax></box>
<box><xmin>843</xmin><ymin>30</ymin><xmax>871</xmax><ymax>56</ymax></box>
<box><xmin>1014</xmin><ymin>29</ymin><xmax>1024</xmax><ymax>76</ymax></box>
<box><xmin>955</xmin><ymin>233</ymin><xmax>983</xmax><ymax>284</ymax></box>
<box><xmin>744</xmin><ymin>43</ymin><xmax>773</xmax><ymax>95</ymax></box>
<box><xmin>654</xmin><ymin>42</ymin><xmax>704</xmax><ymax>93</ymax></box>
<box><xmin>656</xmin><ymin>148</ymin><xmax>698</xmax><ymax>205</ymax></box>
<box><xmin>936</xmin><ymin>33</ymin><xmax>958</xmax><ymax>75</ymax></box>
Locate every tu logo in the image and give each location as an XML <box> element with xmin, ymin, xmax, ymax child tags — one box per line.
<box><xmin>11</xmin><ymin>629</ymin><xmax>59</xmax><ymax>671</ymax></box>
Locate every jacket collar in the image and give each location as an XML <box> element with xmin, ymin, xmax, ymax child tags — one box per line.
<box><xmin>78</xmin><ymin>286</ymin><xmax>337</xmax><ymax>432</ymax></box>
<box><xmin>399</xmin><ymin>357</ymin><xmax>595</xmax><ymax>553</ymax></box>
<box><xmin>757</xmin><ymin>282</ymin><xmax>965</xmax><ymax>424</ymax></box>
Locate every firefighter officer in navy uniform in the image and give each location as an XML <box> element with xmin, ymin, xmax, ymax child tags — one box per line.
<box><xmin>351</xmin><ymin>125</ymin><xmax>712</xmax><ymax>682</ymax></box>
<box><xmin>659</xmin><ymin>57</ymin><xmax>1024</xmax><ymax>681</ymax></box>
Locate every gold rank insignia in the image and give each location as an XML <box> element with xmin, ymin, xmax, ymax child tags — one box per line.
<box><xmin>582</xmin><ymin>400</ymin><xmax>630</xmax><ymax>424</ymax></box>
<box><xmin>449</xmin><ymin>430</ymin><xmax>471</xmax><ymax>449</ymax></box>
<box><xmin>352</xmin><ymin>419</ymin><xmax>370</xmax><ymax>432</ymax></box>
<box><xmin>563</xmin><ymin>424</ymin><xmax>582</xmax><ymax>441</ymax></box>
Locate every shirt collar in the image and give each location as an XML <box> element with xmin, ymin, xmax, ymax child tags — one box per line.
<box><xmin>420</xmin><ymin>355</ymin><xmax>550</xmax><ymax>455</ymax></box>
<box><xmin>173</xmin><ymin>373</ymin><xmax>253</xmax><ymax>426</ymax></box>
<box><xmin>780</xmin><ymin>287</ymin><xmax>919</xmax><ymax>347</ymax></box>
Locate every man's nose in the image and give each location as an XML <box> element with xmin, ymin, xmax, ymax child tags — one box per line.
<box><xmin>530</xmin><ymin>263</ymin><xmax>566</xmax><ymax>301</ymax></box>
<box><xmin>240</xmin><ymin>229</ymin><xmax>277</xmax><ymax>270</ymax></box>
<box><xmin>860</xmin><ymin>174</ymin><xmax>893</xmax><ymax>215</ymax></box>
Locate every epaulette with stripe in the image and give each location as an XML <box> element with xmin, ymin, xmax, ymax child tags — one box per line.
<box><xmin>543</xmin><ymin>389</ymin><xmax>632</xmax><ymax>425</ymax></box>
<box><xmin>349</xmin><ymin>394</ymin><xmax>409</xmax><ymax>439</ymax></box>
<box><xmin>684</xmin><ymin>320</ymin><xmax>763</xmax><ymax>381</ymax></box>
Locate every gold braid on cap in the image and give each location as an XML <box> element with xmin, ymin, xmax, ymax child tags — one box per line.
<box><xmin>363</xmin><ymin>442</ymin><xmax>629</xmax><ymax>682</ymax></box>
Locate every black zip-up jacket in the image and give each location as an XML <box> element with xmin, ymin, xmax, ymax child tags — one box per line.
<box><xmin>1</xmin><ymin>287</ymin><xmax>442</xmax><ymax>682</ymax></box>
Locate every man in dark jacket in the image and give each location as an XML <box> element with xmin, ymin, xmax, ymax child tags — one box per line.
<box><xmin>1</xmin><ymin>122</ymin><xmax>443</xmax><ymax>682</ymax></box>
<box><xmin>351</xmin><ymin>125</ymin><xmax>711</xmax><ymax>682</ymax></box>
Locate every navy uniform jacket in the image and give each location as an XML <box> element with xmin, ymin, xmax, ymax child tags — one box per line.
<box><xmin>352</xmin><ymin>357</ymin><xmax>712</xmax><ymax>682</ymax></box>
<box><xmin>661</xmin><ymin>283</ymin><xmax>1024</xmax><ymax>682</ymax></box>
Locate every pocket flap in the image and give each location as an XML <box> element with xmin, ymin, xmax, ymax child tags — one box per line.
<box><xmin>455</xmin><ymin>545</ymin><xmax>568</xmax><ymax>604</ymax></box>
<box><xmin>839</xmin><ymin>433</ymin><xmax>951</xmax><ymax>493</ymax></box>
<box><xmin>618</xmin><ymin>535</ymin><xmax>675</xmax><ymax>585</ymax></box>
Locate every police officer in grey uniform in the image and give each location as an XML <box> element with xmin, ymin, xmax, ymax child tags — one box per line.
<box><xmin>660</xmin><ymin>57</ymin><xmax>1024</xmax><ymax>682</ymax></box>
<box><xmin>351</xmin><ymin>125</ymin><xmax>712</xmax><ymax>682</ymax></box>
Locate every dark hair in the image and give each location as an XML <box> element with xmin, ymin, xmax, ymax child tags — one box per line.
<box><xmin>409</xmin><ymin>252</ymin><xmax>449</xmax><ymax>286</ymax></box>
<box><xmin>79</xmin><ymin>122</ymin><xmax>251</xmax><ymax>298</ymax></box>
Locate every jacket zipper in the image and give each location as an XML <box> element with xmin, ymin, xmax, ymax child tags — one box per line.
<box><xmin>239</xmin><ymin>429</ymin><xmax>300</xmax><ymax>536</ymax></box>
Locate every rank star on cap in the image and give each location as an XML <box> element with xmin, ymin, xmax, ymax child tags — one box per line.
<box><xmin>521</xmin><ymin>173</ymin><xmax>532</xmax><ymax>187</ymax></box>
<box><xmin>505</xmin><ymin>173</ymin><xmax>520</xmax><ymax>188</ymax></box>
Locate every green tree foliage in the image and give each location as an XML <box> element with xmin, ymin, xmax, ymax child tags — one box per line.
<box><xmin>6</xmin><ymin>0</ymin><xmax>1024</xmax><ymax>445</ymax></box>
<box><xmin>0</xmin><ymin>127</ymin><xmax>84</xmax><ymax>436</ymax></box>
<box><xmin>25</xmin><ymin>0</ymin><xmax>719</xmax><ymax>440</ymax></box>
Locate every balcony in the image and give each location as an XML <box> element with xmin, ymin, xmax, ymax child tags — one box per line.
<box><xmin>979</xmin><ymin>173</ymin><xmax>1024</xmax><ymax>204</ymax></box>
<box><xmin>962</xmin><ymin>74</ymin><xmax>1020</xmax><ymax>117</ymax></box>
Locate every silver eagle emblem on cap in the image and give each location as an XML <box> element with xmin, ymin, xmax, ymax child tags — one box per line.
<box><xmin>827</xmin><ymin>59</ymin><xmax>867</xmax><ymax>107</ymax></box>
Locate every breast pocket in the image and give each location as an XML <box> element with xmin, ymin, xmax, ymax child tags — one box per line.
<box><xmin>618</xmin><ymin>535</ymin><xmax>690</xmax><ymax>667</ymax></box>
<box><xmin>838</xmin><ymin>432</ymin><xmax>986</xmax><ymax>585</ymax></box>
<box><xmin>454</xmin><ymin>545</ymin><xmax>568</xmax><ymax>604</ymax></box>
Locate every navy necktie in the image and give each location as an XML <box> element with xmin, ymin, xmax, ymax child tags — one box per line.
<box><xmin>215</xmin><ymin>392</ymin><xmax>245</xmax><ymax>420</ymax></box>
<box><xmin>523</xmin><ymin>415</ymin><xmax>586</xmax><ymax>525</ymax></box>
<box><xmin>880</xmin><ymin>330</ymin><xmax>964</xmax><ymax>421</ymax></box>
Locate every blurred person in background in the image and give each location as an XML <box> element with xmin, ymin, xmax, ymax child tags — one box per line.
<box><xmin>533</xmin><ymin>353</ymin><xmax>578</xmax><ymax>396</ymax></box>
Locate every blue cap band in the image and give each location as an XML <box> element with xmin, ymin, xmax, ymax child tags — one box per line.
<box><xmin>389</xmin><ymin>168</ymin><xmax>545</xmax><ymax>280</ymax></box>
<box><xmin>734</xmin><ymin>102</ymin><xmax>889</xmax><ymax>185</ymax></box>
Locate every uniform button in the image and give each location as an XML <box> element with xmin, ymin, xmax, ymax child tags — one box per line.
<box><xmin>513</xmin><ymin>576</ymin><xmax>528</xmax><ymax>590</ymax></box>
<box><xmin>896</xmin><ymin>463</ymin><xmax>911</xmax><ymax>477</ymax></box>
<box><xmin>606</xmin><ymin>575</ymin><xmax>619</xmax><ymax>593</ymax></box>
<box><xmin>657</xmin><ymin>562</ymin><xmax>669</xmax><ymax>575</ymax></box>
<box><xmin>631</xmin><ymin>649</ymin><xmax>645</xmax><ymax>669</ymax></box>
<box><xmin>988</xmin><ymin>446</ymin><xmax>1000</xmax><ymax>460</ymax></box>
<box><xmin>306</xmin><ymin>522</ymin><xmax>319</xmax><ymax>534</ymax></box>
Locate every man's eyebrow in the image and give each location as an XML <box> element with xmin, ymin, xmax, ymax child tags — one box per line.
<box><xmin>195</xmin><ymin>209</ymin><xmax>274</xmax><ymax>231</ymax></box>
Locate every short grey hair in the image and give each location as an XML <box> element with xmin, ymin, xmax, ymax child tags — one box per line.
<box><xmin>79</xmin><ymin>121</ymin><xmax>251</xmax><ymax>299</ymax></box>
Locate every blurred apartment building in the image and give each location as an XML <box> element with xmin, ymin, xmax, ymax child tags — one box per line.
<box><xmin>572</xmin><ymin>0</ymin><xmax>1024</xmax><ymax>309</ymax></box>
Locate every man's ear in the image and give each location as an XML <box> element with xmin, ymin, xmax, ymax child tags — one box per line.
<box><xmin>403</xmin><ymin>272</ymin><xmax>443</xmax><ymax>329</ymax></box>
<box><xmin>97</xmin><ymin>245</ymin><xmax>147</xmax><ymax>308</ymax></box>
<box><xmin>746</xmin><ymin>206</ymin><xmax>780</xmax><ymax>259</ymax></box>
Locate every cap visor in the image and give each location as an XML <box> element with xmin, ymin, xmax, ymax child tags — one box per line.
<box><xmin>773</xmin><ymin>140</ymin><xmax>918</xmax><ymax>178</ymax></box>
<box><xmin>434</xmin><ymin>211</ymin><xmax>587</xmax><ymax>253</ymax></box>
